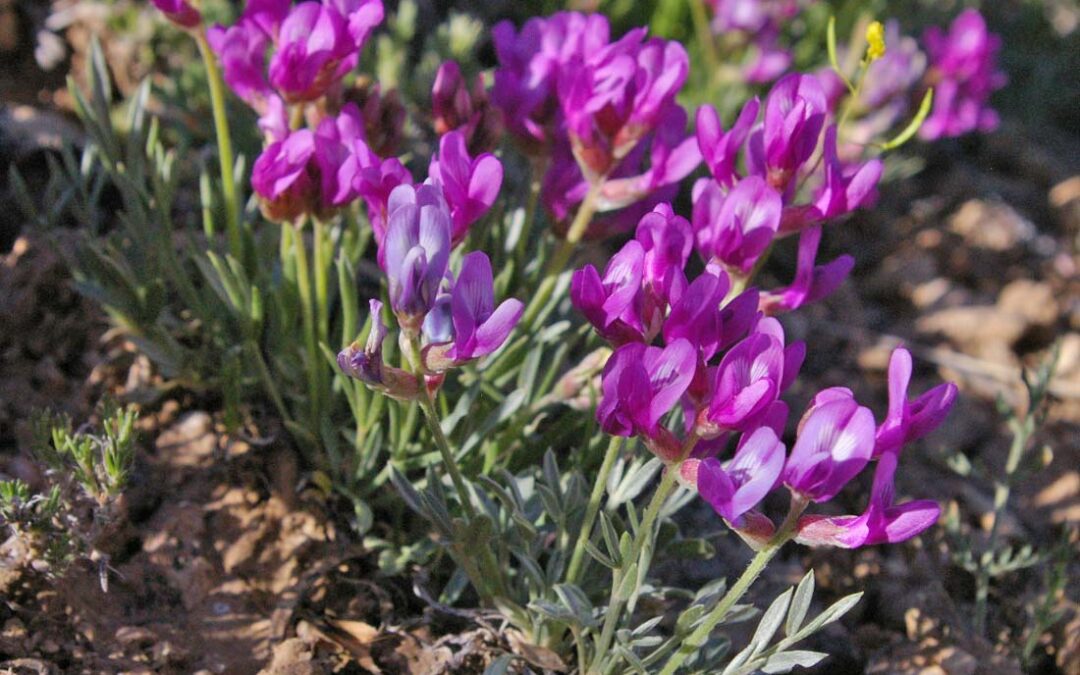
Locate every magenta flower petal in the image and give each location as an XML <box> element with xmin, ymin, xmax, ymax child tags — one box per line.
<box><xmin>696</xmin><ymin>98</ymin><xmax>759</xmax><ymax>187</ymax></box>
<box><xmin>207</xmin><ymin>20</ymin><xmax>271</xmax><ymax>109</ymax></box>
<box><xmin>571</xmin><ymin>240</ymin><xmax>649</xmax><ymax>345</ymax></box>
<box><xmin>445</xmin><ymin>252</ymin><xmax>523</xmax><ymax>362</ymax></box>
<box><xmin>268</xmin><ymin>2</ymin><xmax>356</xmax><ymax>103</ymax></box>
<box><xmin>663</xmin><ymin>269</ymin><xmax>729</xmax><ymax>361</ymax></box>
<box><xmin>783</xmin><ymin>397</ymin><xmax>875</xmax><ymax>503</ymax></box>
<box><xmin>152</xmin><ymin>0</ymin><xmax>201</xmax><ymax>27</ymax></box>
<box><xmin>429</xmin><ymin>131</ymin><xmax>504</xmax><ymax>243</ymax></box>
<box><xmin>874</xmin><ymin>347</ymin><xmax>958</xmax><ymax>456</ymax></box>
<box><xmin>327</xmin><ymin>0</ymin><xmax>384</xmax><ymax>46</ymax></box>
<box><xmin>694</xmin><ymin>176</ymin><xmax>782</xmax><ymax>274</ymax></box>
<box><xmin>762</xmin><ymin>73</ymin><xmax>827</xmax><ymax>187</ymax></box>
<box><xmin>383</xmin><ymin>183</ymin><xmax>452</xmax><ymax>322</ymax></box>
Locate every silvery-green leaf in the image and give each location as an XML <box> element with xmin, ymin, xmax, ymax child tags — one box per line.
<box><xmin>632</xmin><ymin>616</ymin><xmax>664</xmax><ymax>637</ymax></box>
<box><xmin>786</xmin><ymin>592</ymin><xmax>863</xmax><ymax>644</ymax></box>
<box><xmin>554</xmin><ymin>583</ymin><xmax>595</xmax><ymax>627</ymax></box>
<box><xmin>542</xmin><ymin>450</ymin><xmax>562</xmax><ymax>500</ymax></box>
<box><xmin>608</xmin><ymin>458</ymin><xmax>662</xmax><ymax>507</ymax></box>
<box><xmin>528</xmin><ymin>599</ymin><xmax>577</xmax><ymax>625</ymax></box>
<box><xmin>616</xmin><ymin>562</ymin><xmax>639</xmax><ymax>601</ymax></box>
<box><xmin>750</xmin><ymin>587</ymin><xmax>792</xmax><ymax>654</ymax></box>
<box><xmin>786</xmin><ymin>571</ymin><xmax>815</xmax><ymax>636</ymax></box>
<box><xmin>760</xmin><ymin>650</ymin><xmax>828</xmax><ymax>673</ymax></box>
<box><xmin>585</xmin><ymin>540</ymin><xmax>618</xmax><ymax>569</ymax></box>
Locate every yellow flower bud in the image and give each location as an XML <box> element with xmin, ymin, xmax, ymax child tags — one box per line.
<box><xmin>866</xmin><ymin>21</ymin><xmax>886</xmax><ymax>62</ymax></box>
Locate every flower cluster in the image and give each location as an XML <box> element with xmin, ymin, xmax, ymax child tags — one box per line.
<box><xmin>693</xmin><ymin>74</ymin><xmax>883</xmax><ymax>311</ymax></box>
<box><xmin>338</xmin><ymin>183</ymin><xmax>523</xmax><ymax>398</ymax></box>
<box><xmin>431</xmin><ymin>61</ymin><xmax>503</xmax><ymax>154</ymax></box>
<box><xmin>689</xmin><ymin>351</ymin><xmax>954</xmax><ymax>549</ymax></box>
<box><xmin>573</xmin><ymin>197</ymin><xmax>954</xmax><ymax>549</ymax></box>
<box><xmin>492</xmin><ymin>12</ymin><xmax>701</xmax><ymax>235</ymax></box>
<box><xmin>572</xmin><ymin>204</ymin><xmax>799</xmax><ymax>462</ymax></box>
<box><xmin>819</xmin><ymin>10</ymin><xmax>1005</xmax><ymax>146</ymax></box>
<box><xmin>705</xmin><ymin>0</ymin><xmax>812</xmax><ymax>83</ymax></box>
<box><xmin>919</xmin><ymin>9</ymin><xmax>1006</xmax><ymax>139</ymax></box>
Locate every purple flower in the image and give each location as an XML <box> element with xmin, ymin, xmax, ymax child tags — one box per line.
<box><xmin>693</xmin><ymin>175</ymin><xmax>783</xmax><ymax>275</ymax></box>
<box><xmin>337</xmin><ymin>299</ymin><xmax>421</xmax><ymax>400</ymax></box>
<box><xmin>875</xmin><ymin>347</ymin><xmax>958</xmax><ymax>457</ymax></box>
<box><xmin>151</xmin><ymin>0</ymin><xmax>201</xmax><ymax>28</ymax></box>
<box><xmin>762</xmin><ymin>225</ymin><xmax>853</xmax><ymax>313</ymax></box>
<box><xmin>243</xmin><ymin>0</ymin><xmax>292</xmax><ymax>37</ymax></box>
<box><xmin>423</xmin><ymin>253</ymin><xmax>523</xmax><ymax>368</ymax></box>
<box><xmin>663</xmin><ymin>268</ymin><xmax>730</xmax><ymax>363</ymax></box>
<box><xmin>383</xmin><ymin>183</ymin><xmax>452</xmax><ymax>328</ymax></box>
<box><xmin>491</xmin><ymin>12</ymin><xmax>610</xmax><ymax>151</ymax></box>
<box><xmin>811</xmin><ymin>126</ymin><xmax>883</xmax><ymax>222</ymax></box>
<box><xmin>696</xmin><ymin>99</ymin><xmax>759</xmax><ymax>188</ymax></box>
<box><xmin>207</xmin><ymin>20</ymin><xmax>272</xmax><ymax>109</ymax></box>
<box><xmin>560</xmin><ymin>33</ymin><xmax>689</xmax><ymax>177</ymax></box>
<box><xmin>326</xmin><ymin>0</ymin><xmax>384</xmax><ymax>46</ymax></box>
<box><xmin>920</xmin><ymin>9</ymin><xmax>1005</xmax><ymax>140</ymax></box>
<box><xmin>697</xmin><ymin>426</ymin><xmax>786</xmax><ymax>526</ymax></box>
<box><xmin>635</xmin><ymin>203</ymin><xmax>694</xmax><ymax>300</ymax></box>
<box><xmin>314</xmin><ymin>103</ymin><xmax>366</xmax><ymax>207</ymax></box>
<box><xmin>428</xmin><ymin>131</ymin><xmax>503</xmax><ymax>245</ymax></box>
<box><xmin>431</xmin><ymin>61</ymin><xmax>503</xmax><ymax>153</ymax></box>
<box><xmin>698</xmin><ymin>317</ymin><xmax>803</xmax><ymax>436</ymax></box>
<box><xmin>794</xmin><ymin>450</ymin><xmax>940</xmax><ymax>548</ymax></box>
<box><xmin>251</xmin><ymin>129</ymin><xmax>319</xmax><ymax>222</ymax></box>
<box><xmin>268</xmin><ymin>2</ymin><xmax>356</xmax><ymax>103</ymax></box>
<box><xmin>571</xmin><ymin>240</ymin><xmax>652</xmax><ymax>345</ymax></box>
<box><xmin>782</xmin><ymin>393</ymin><xmax>876</xmax><ymax>503</ymax></box>
<box><xmin>597</xmin><ymin>339</ymin><xmax>697</xmax><ymax>459</ymax></box>
<box><xmin>862</xmin><ymin>22</ymin><xmax>927</xmax><ymax>111</ymax></box>
<box><xmin>360</xmin><ymin>157</ymin><xmax>414</xmax><ymax>247</ymax></box>
<box><xmin>754</xmin><ymin>73</ymin><xmax>828</xmax><ymax>192</ymax></box>
<box><xmin>597</xmin><ymin>107</ymin><xmax>702</xmax><ymax>212</ymax></box>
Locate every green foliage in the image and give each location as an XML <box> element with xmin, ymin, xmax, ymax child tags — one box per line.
<box><xmin>941</xmin><ymin>343</ymin><xmax>1065</xmax><ymax>646</ymax></box>
<box><xmin>2</xmin><ymin>403</ymin><xmax>139</xmax><ymax>580</ymax></box>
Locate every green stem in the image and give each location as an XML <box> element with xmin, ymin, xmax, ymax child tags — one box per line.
<box><xmin>405</xmin><ymin>337</ymin><xmax>510</xmax><ymax>602</ymax></box>
<box><xmin>973</xmin><ymin>414</ymin><xmax>1033</xmax><ymax>635</ymax></box>
<box><xmin>247</xmin><ymin>339</ymin><xmax>292</xmax><ymax>427</ymax></box>
<box><xmin>519</xmin><ymin>179</ymin><xmax>605</xmax><ymax>329</ymax></box>
<box><xmin>293</xmin><ymin>221</ymin><xmax>322</xmax><ymax>426</ymax></box>
<box><xmin>589</xmin><ymin>464</ymin><xmax>681</xmax><ymax>674</ymax></box>
<box><xmin>689</xmin><ymin>0</ymin><xmax>722</xmax><ymax>83</ymax></box>
<box><xmin>195</xmin><ymin>30</ymin><xmax>243</xmax><ymax>264</ymax></box>
<box><xmin>313</xmin><ymin>217</ymin><xmax>330</xmax><ymax>344</ymax></box>
<box><xmin>660</xmin><ymin>495</ymin><xmax>808</xmax><ymax>675</ymax></box>
<box><xmin>566</xmin><ymin>436</ymin><xmax>623</xmax><ymax>585</ymax></box>
<box><xmin>416</xmin><ymin>392</ymin><xmax>478</xmax><ymax>523</ymax></box>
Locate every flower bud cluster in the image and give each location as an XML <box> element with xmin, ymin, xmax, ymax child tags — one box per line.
<box><xmin>693</xmin><ymin>74</ymin><xmax>884</xmax><ymax>314</ymax></box>
<box><xmin>491</xmin><ymin>12</ymin><xmax>702</xmax><ymax>236</ymax></box>
<box><xmin>574</xmin><ymin>198</ymin><xmax>956</xmax><ymax>548</ymax></box>
<box><xmin>705</xmin><ymin>0</ymin><xmax>810</xmax><ymax>83</ymax></box>
<box><xmin>338</xmin><ymin>183</ymin><xmax>523</xmax><ymax>399</ymax></box>
<box><xmin>818</xmin><ymin>10</ymin><xmax>1005</xmax><ymax>146</ymax></box>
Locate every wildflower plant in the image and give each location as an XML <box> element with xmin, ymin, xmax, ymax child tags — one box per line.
<box><xmin>12</xmin><ymin>0</ymin><xmax>1017</xmax><ymax>671</ymax></box>
<box><xmin>1</xmin><ymin>404</ymin><xmax>138</xmax><ymax>589</ymax></box>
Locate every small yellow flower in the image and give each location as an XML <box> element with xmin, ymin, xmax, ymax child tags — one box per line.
<box><xmin>866</xmin><ymin>21</ymin><xmax>886</xmax><ymax>62</ymax></box>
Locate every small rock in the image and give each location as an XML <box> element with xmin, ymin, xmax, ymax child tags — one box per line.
<box><xmin>948</xmin><ymin>200</ymin><xmax>1034</xmax><ymax>251</ymax></box>
<box><xmin>997</xmin><ymin>279</ymin><xmax>1059</xmax><ymax>328</ymax></box>
<box><xmin>916</xmin><ymin>306</ymin><xmax>1027</xmax><ymax>348</ymax></box>
<box><xmin>115</xmin><ymin>625</ymin><xmax>157</xmax><ymax>648</ymax></box>
<box><xmin>1049</xmin><ymin>175</ymin><xmax>1080</xmax><ymax>232</ymax></box>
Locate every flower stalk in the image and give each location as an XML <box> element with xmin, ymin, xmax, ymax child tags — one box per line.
<box><xmin>194</xmin><ymin>30</ymin><xmax>243</xmax><ymax>264</ymax></box>
<box><xmin>660</xmin><ymin>494</ymin><xmax>809</xmax><ymax>675</ymax></box>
